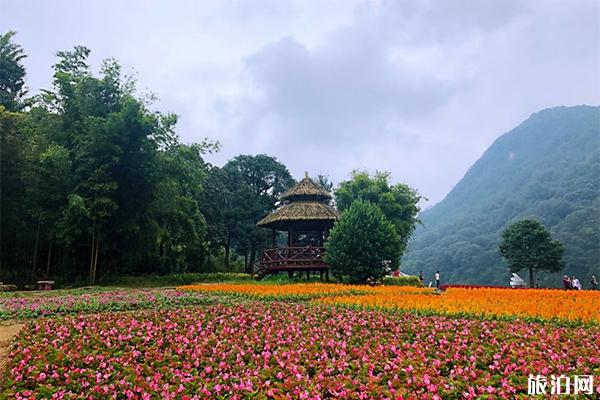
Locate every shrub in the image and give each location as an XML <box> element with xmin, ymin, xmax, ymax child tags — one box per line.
<box><xmin>104</xmin><ymin>272</ymin><xmax>252</xmax><ymax>288</ymax></box>
<box><xmin>324</xmin><ymin>200</ymin><xmax>401</xmax><ymax>284</ymax></box>
<box><xmin>168</xmin><ymin>272</ymin><xmax>252</xmax><ymax>285</ymax></box>
<box><xmin>381</xmin><ymin>276</ymin><xmax>422</xmax><ymax>287</ymax></box>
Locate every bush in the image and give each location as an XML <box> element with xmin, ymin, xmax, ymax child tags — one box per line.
<box><xmin>104</xmin><ymin>272</ymin><xmax>253</xmax><ymax>288</ymax></box>
<box><xmin>382</xmin><ymin>276</ymin><xmax>423</xmax><ymax>287</ymax></box>
<box><xmin>324</xmin><ymin>200</ymin><xmax>401</xmax><ymax>284</ymax></box>
<box><xmin>168</xmin><ymin>272</ymin><xmax>252</xmax><ymax>285</ymax></box>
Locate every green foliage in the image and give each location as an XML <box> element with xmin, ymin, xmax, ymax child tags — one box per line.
<box><xmin>499</xmin><ymin>219</ymin><xmax>565</xmax><ymax>287</ymax></box>
<box><xmin>0</xmin><ymin>34</ymin><xmax>301</xmax><ymax>286</ymax></box>
<box><xmin>335</xmin><ymin>171</ymin><xmax>423</xmax><ymax>257</ymax></box>
<box><xmin>381</xmin><ymin>276</ymin><xmax>423</xmax><ymax>287</ymax></box>
<box><xmin>261</xmin><ymin>273</ymin><xmax>341</xmax><ymax>284</ymax></box>
<box><xmin>220</xmin><ymin>155</ymin><xmax>295</xmax><ymax>272</ymax></box>
<box><xmin>403</xmin><ymin>106</ymin><xmax>599</xmax><ymax>286</ymax></box>
<box><xmin>105</xmin><ymin>272</ymin><xmax>253</xmax><ymax>288</ymax></box>
<box><xmin>0</xmin><ymin>39</ymin><xmax>218</xmax><ymax>284</ymax></box>
<box><xmin>324</xmin><ymin>200</ymin><xmax>401</xmax><ymax>284</ymax></box>
<box><xmin>0</xmin><ymin>31</ymin><xmax>27</xmax><ymax>111</ymax></box>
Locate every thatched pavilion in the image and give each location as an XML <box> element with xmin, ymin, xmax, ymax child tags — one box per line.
<box><xmin>255</xmin><ymin>173</ymin><xmax>339</xmax><ymax>280</ymax></box>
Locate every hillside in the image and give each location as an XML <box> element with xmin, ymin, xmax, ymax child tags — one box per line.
<box><xmin>402</xmin><ymin>105</ymin><xmax>600</xmax><ymax>286</ymax></box>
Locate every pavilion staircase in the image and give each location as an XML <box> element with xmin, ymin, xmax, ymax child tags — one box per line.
<box><xmin>252</xmin><ymin>260</ymin><xmax>269</xmax><ymax>281</ymax></box>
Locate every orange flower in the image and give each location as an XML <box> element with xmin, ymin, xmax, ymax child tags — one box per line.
<box><xmin>178</xmin><ymin>283</ymin><xmax>599</xmax><ymax>322</ymax></box>
<box><xmin>316</xmin><ymin>287</ymin><xmax>600</xmax><ymax>322</ymax></box>
<box><xmin>178</xmin><ymin>283</ymin><xmax>433</xmax><ymax>299</ymax></box>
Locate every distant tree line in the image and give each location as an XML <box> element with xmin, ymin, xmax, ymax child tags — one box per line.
<box><xmin>0</xmin><ymin>32</ymin><xmax>299</xmax><ymax>285</ymax></box>
<box><xmin>1</xmin><ymin>32</ymin><xmax>425</xmax><ymax>286</ymax></box>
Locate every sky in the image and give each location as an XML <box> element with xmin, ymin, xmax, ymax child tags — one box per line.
<box><xmin>2</xmin><ymin>0</ymin><xmax>599</xmax><ymax>206</ymax></box>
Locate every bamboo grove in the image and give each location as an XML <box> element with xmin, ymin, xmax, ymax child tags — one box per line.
<box><xmin>0</xmin><ymin>32</ymin><xmax>298</xmax><ymax>285</ymax></box>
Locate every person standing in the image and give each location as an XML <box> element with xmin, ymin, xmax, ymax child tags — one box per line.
<box><xmin>435</xmin><ymin>271</ymin><xmax>440</xmax><ymax>289</ymax></box>
<box><xmin>563</xmin><ymin>275</ymin><xmax>572</xmax><ymax>290</ymax></box>
<box><xmin>572</xmin><ymin>276</ymin><xmax>582</xmax><ymax>290</ymax></box>
<box><xmin>419</xmin><ymin>271</ymin><xmax>424</xmax><ymax>284</ymax></box>
<box><xmin>591</xmin><ymin>275</ymin><xmax>598</xmax><ymax>290</ymax></box>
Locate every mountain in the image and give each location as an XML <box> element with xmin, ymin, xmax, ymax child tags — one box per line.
<box><xmin>402</xmin><ymin>105</ymin><xmax>600</xmax><ymax>287</ymax></box>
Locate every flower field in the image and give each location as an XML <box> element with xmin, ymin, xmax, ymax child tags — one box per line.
<box><xmin>178</xmin><ymin>283</ymin><xmax>432</xmax><ymax>300</ymax></box>
<box><xmin>2</xmin><ymin>283</ymin><xmax>599</xmax><ymax>398</ymax></box>
<box><xmin>317</xmin><ymin>287</ymin><xmax>600</xmax><ymax>323</ymax></box>
<box><xmin>3</xmin><ymin>302</ymin><xmax>600</xmax><ymax>399</ymax></box>
<box><xmin>0</xmin><ymin>289</ymin><xmax>208</xmax><ymax>320</ymax></box>
<box><xmin>181</xmin><ymin>283</ymin><xmax>600</xmax><ymax>323</ymax></box>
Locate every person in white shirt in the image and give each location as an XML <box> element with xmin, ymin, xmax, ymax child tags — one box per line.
<box><xmin>435</xmin><ymin>271</ymin><xmax>440</xmax><ymax>289</ymax></box>
<box><xmin>572</xmin><ymin>276</ymin><xmax>582</xmax><ymax>290</ymax></box>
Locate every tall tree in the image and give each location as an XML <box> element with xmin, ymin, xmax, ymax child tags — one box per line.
<box><xmin>325</xmin><ymin>199</ymin><xmax>401</xmax><ymax>283</ymax></box>
<box><xmin>148</xmin><ymin>143</ymin><xmax>210</xmax><ymax>274</ymax></box>
<box><xmin>0</xmin><ymin>107</ymin><xmax>27</xmax><ymax>281</ymax></box>
<box><xmin>0</xmin><ymin>31</ymin><xmax>27</xmax><ymax>111</ymax></box>
<box><xmin>499</xmin><ymin>219</ymin><xmax>565</xmax><ymax>287</ymax></box>
<box><xmin>221</xmin><ymin>155</ymin><xmax>294</xmax><ymax>272</ymax></box>
<box><xmin>335</xmin><ymin>171</ymin><xmax>423</xmax><ymax>261</ymax></box>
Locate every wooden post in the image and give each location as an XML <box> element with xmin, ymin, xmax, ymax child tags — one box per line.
<box><xmin>306</xmin><ymin>270</ymin><xmax>310</xmax><ymax>280</ymax></box>
<box><xmin>325</xmin><ymin>269</ymin><xmax>329</xmax><ymax>282</ymax></box>
<box><xmin>319</xmin><ymin>270</ymin><xmax>324</xmax><ymax>281</ymax></box>
<box><xmin>288</xmin><ymin>271</ymin><xmax>293</xmax><ymax>279</ymax></box>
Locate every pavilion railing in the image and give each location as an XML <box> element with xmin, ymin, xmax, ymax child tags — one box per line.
<box><xmin>260</xmin><ymin>246</ymin><xmax>327</xmax><ymax>270</ymax></box>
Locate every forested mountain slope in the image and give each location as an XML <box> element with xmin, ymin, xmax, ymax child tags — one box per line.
<box><xmin>403</xmin><ymin>105</ymin><xmax>600</xmax><ymax>286</ymax></box>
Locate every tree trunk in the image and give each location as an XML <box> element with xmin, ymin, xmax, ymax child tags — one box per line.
<box><xmin>46</xmin><ymin>244</ymin><xmax>52</xmax><ymax>278</ymax></box>
<box><xmin>529</xmin><ymin>267</ymin><xmax>534</xmax><ymax>288</ymax></box>
<box><xmin>59</xmin><ymin>248</ymin><xmax>64</xmax><ymax>277</ymax></box>
<box><xmin>249</xmin><ymin>247</ymin><xmax>256</xmax><ymax>273</ymax></box>
<box><xmin>89</xmin><ymin>229</ymin><xmax>96</xmax><ymax>284</ymax></box>
<box><xmin>92</xmin><ymin>240</ymin><xmax>100</xmax><ymax>284</ymax></box>
<box><xmin>225</xmin><ymin>233</ymin><xmax>231</xmax><ymax>270</ymax></box>
<box><xmin>31</xmin><ymin>223</ymin><xmax>41</xmax><ymax>280</ymax></box>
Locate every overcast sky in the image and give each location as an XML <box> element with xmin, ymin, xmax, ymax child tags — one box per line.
<box><xmin>2</xmin><ymin>0</ymin><xmax>599</xmax><ymax>205</ymax></box>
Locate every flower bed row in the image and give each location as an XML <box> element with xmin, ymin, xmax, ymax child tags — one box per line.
<box><xmin>438</xmin><ymin>284</ymin><xmax>515</xmax><ymax>290</ymax></box>
<box><xmin>180</xmin><ymin>283</ymin><xmax>600</xmax><ymax>323</ymax></box>
<box><xmin>316</xmin><ymin>287</ymin><xmax>600</xmax><ymax>323</ymax></box>
<box><xmin>178</xmin><ymin>283</ymin><xmax>432</xmax><ymax>300</ymax></box>
<box><xmin>0</xmin><ymin>289</ymin><xmax>209</xmax><ymax>320</ymax></box>
<box><xmin>3</xmin><ymin>303</ymin><xmax>599</xmax><ymax>399</ymax></box>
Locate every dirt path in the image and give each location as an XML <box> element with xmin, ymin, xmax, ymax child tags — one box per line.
<box><xmin>0</xmin><ymin>323</ymin><xmax>24</xmax><ymax>378</ymax></box>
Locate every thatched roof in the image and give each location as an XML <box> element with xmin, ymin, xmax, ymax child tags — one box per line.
<box><xmin>257</xmin><ymin>201</ymin><xmax>339</xmax><ymax>229</ymax></box>
<box><xmin>280</xmin><ymin>173</ymin><xmax>331</xmax><ymax>201</ymax></box>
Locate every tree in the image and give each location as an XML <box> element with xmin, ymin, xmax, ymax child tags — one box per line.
<box><xmin>335</xmin><ymin>171</ymin><xmax>423</xmax><ymax>260</ymax></box>
<box><xmin>0</xmin><ymin>31</ymin><xmax>28</xmax><ymax>111</ymax></box>
<box><xmin>148</xmin><ymin>143</ymin><xmax>210</xmax><ymax>274</ymax></box>
<box><xmin>315</xmin><ymin>174</ymin><xmax>334</xmax><ymax>194</ymax></box>
<box><xmin>222</xmin><ymin>155</ymin><xmax>294</xmax><ymax>272</ymax></box>
<box><xmin>0</xmin><ymin>106</ymin><xmax>27</xmax><ymax>281</ymax></box>
<box><xmin>1</xmin><ymin>36</ymin><xmax>303</xmax><ymax>284</ymax></box>
<box><xmin>499</xmin><ymin>219</ymin><xmax>565</xmax><ymax>287</ymax></box>
<box><xmin>324</xmin><ymin>199</ymin><xmax>401</xmax><ymax>283</ymax></box>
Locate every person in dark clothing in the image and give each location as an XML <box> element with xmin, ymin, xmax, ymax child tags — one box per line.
<box><xmin>419</xmin><ymin>271</ymin><xmax>424</xmax><ymax>284</ymax></box>
<box><xmin>562</xmin><ymin>275</ymin><xmax>572</xmax><ymax>290</ymax></box>
<box><xmin>591</xmin><ymin>275</ymin><xmax>598</xmax><ymax>290</ymax></box>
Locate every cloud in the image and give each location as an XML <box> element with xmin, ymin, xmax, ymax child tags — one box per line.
<box><xmin>242</xmin><ymin>35</ymin><xmax>455</xmax><ymax>144</ymax></box>
<box><xmin>210</xmin><ymin>0</ymin><xmax>599</xmax><ymax>204</ymax></box>
<box><xmin>2</xmin><ymin>0</ymin><xmax>599</xmax><ymax>204</ymax></box>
